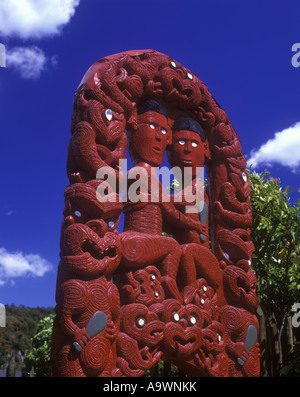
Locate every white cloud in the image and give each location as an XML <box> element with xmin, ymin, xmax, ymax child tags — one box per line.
<box><xmin>0</xmin><ymin>0</ymin><xmax>80</xmax><ymax>39</ymax></box>
<box><xmin>0</xmin><ymin>1</ymin><xmax>80</xmax><ymax>78</ymax></box>
<box><xmin>0</xmin><ymin>247</ymin><xmax>52</xmax><ymax>285</ymax></box>
<box><xmin>247</xmin><ymin>122</ymin><xmax>300</xmax><ymax>173</ymax></box>
<box><xmin>6</xmin><ymin>46</ymin><xmax>49</xmax><ymax>79</ymax></box>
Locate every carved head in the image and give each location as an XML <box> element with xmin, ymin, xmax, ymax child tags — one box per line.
<box><xmin>120</xmin><ymin>303</ymin><xmax>165</xmax><ymax>347</ymax></box>
<box><xmin>127</xmin><ymin>100</ymin><xmax>171</xmax><ymax>167</ymax></box>
<box><xmin>151</xmin><ymin>299</ymin><xmax>203</xmax><ymax>361</ymax></box>
<box><xmin>74</xmin><ymin>91</ymin><xmax>126</xmax><ymax>146</ymax></box>
<box><xmin>167</xmin><ymin>117</ymin><xmax>210</xmax><ymax>177</ymax></box>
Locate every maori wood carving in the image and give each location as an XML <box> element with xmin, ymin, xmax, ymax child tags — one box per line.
<box><xmin>50</xmin><ymin>49</ymin><xmax>260</xmax><ymax>377</ymax></box>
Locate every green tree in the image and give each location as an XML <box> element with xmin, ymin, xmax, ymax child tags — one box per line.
<box><xmin>249</xmin><ymin>170</ymin><xmax>300</xmax><ymax>376</ymax></box>
<box><xmin>249</xmin><ymin>170</ymin><xmax>300</xmax><ymax>328</ymax></box>
<box><xmin>280</xmin><ymin>341</ymin><xmax>300</xmax><ymax>377</ymax></box>
<box><xmin>0</xmin><ymin>305</ymin><xmax>54</xmax><ymax>371</ymax></box>
<box><xmin>23</xmin><ymin>314</ymin><xmax>55</xmax><ymax>377</ymax></box>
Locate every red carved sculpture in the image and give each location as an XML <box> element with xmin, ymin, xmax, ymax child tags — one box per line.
<box><xmin>50</xmin><ymin>49</ymin><xmax>260</xmax><ymax>377</ymax></box>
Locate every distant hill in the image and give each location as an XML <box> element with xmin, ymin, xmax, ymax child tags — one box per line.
<box><xmin>0</xmin><ymin>304</ymin><xmax>54</xmax><ymax>374</ymax></box>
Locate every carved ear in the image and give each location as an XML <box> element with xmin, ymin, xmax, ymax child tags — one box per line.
<box><xmin>166</xmin><ymin>125</ymin><xmax>172</xmax><ymax>145</ymax></box>
<box><xmin>204</xmin><ymin>139</ymin><xmax>211</xmax><ymax>160</ymax></box>
<box><xmin>127</xmin><ymin>103</ymin><xmax>138</xmax><ymax>131</ymax></box>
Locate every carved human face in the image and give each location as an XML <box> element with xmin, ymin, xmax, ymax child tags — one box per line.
<box><xmin>159</xmin><ymin>300</ymin><xmax>203</xmax><ymax>361</ymax></box>
<box><xmin>167</xmin><ymin>129</ymin><xmax>208</xmax><ymax>177</ymax></box>
<box><xmin>120</xmin><ymin>303</ymin><xmax>165</xmax><ymax>346</ymax></box>
<box><xmin>129</xmin><ymin>111</ymin><xmax>171</xmax><ymax>167</ymax></box>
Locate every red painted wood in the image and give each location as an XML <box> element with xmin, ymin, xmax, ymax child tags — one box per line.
<box><xmin>50</xmin><ymin>50</ymin><xmax>260</xmax><ymax>377</ymax></box>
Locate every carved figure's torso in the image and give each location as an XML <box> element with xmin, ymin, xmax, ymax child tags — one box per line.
<box><xmin>124</xmin><ymin>203</ymin><xmax>163</xmax><ymax>235</ymax></box>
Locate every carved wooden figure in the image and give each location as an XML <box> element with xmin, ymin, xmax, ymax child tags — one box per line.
<box><xmin>50</xmin><ymin>49</ymin><xmax>260</xmax><ymax>377</ymax></box>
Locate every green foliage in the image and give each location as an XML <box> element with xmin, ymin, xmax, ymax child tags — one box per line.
<box><xmin>23</xmin><ymin>314</ymin><xmax>55</xmax><ymax>377</ymax></box>
<box><xmin>145</xmin><ymin>361</ymin><xmax>184</xmax><ymax>377</ymax></box>
<box><xmin>0</xmin><ymin>305</ymin><xmax>54</xmax><ymax>371</ymax></box>
<box><xmin>249</xmin><ymin>170</ymin><xmax>300</xmax><ymax>323</ymax></box>
<box><xmin>280</xmin><ymin>342</ymin><xmax>300</xmax><ymax>377</ymax></box>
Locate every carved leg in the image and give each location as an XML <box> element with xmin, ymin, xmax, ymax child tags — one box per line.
<box><xmin>120</xmin><ymin>231</ymin><xmax>182</xmax><ymax>301</ymax></box>
<box><xmin>180</xmin><ymin>243</ymin><xmax>225</xmax><ymax>306</ymax></box>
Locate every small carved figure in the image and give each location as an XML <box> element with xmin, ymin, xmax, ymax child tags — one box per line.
<box><xmin>116</xmin><ymin>303</ymin><xmax>165</xmax><ymax>377</ymax></box>
<box><xmin>166</xmin><ymin>117</ymin><xmax>225</xmax><ymax>306</ymax></box>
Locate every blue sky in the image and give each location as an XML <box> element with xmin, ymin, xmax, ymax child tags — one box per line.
<box><xmin>0</xmin><ymin>0</ymin><xmax>299</xmax><ymax>308</ymax></box>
